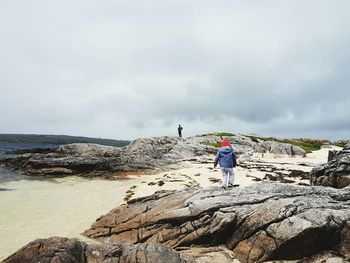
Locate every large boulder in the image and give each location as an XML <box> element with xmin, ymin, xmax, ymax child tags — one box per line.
<box><xmin>83</xmin><ymin>182</ymin><xmax>350</xmax><ymax>263</ymax></box>
<box><xmin>3</xmin><ymin>236</ymin><xmax>194</xmax><ymax>263</ymax></box>
<box><xmin>310</xmin><ymin>144</ymin><xmax>350</xmax><ymax>188</ymax></box>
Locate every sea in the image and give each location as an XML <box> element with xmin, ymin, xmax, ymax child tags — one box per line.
<box><xmin>0</xmin><ymin>142</ymin><xmax>58</xmax><ymax>182</ymax></box>
<box><xmin>0</xmin><ymin>142</ymin><xmax>58</xmax><ymax>159</ymax></box>
<box><xmin>0</xmin><ymin>142</ymin><xmax>142</xmax><ymax>260</ymax></box>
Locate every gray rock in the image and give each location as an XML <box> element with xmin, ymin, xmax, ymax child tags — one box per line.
<box><xmin>328</xmin><ymin>149</ymin><xmax>340</xmax><ymax>162</ymax></box>
<box><xmin>0</xmin><ymin>137</ymin><xmax>215</xmax><ymax>178</ymax></box>
<box><xmin>187</xmin><ymin>134</ymin><xmax>257</xmax><ymax>156</ymax></box>
<box><xmin>3</xmin><ymin>236</ymin><xmax>194</xmax><ymax>263</ymax></box>
<box><xmin>187</xmin><ymin>134</ymin><xmax>306</xmax><ymax>157</ymax></box>
<box><xmin>310</xmin><ymin>144</ymin><xmax>350</xmax><ymax>188</ymax></box>
<box><xmin>83</xmin><ymin>182</ymin><xmax>350</xmax><ymax>263</ymax></box>
<box><xmin>0</xmin><ymin>135</ymin><xmax>305</xmax><ymax>178</ymax></box>
<box><xmin>254</xmin><ymin>141</ymin><xmax>306</xmax><ymax>157</ymax></box>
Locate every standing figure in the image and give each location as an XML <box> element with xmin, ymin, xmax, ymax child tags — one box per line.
<box><xmin>214</xmin><ymin>139</ymin><xmax>237</xmax><ymax>188</ymax></box>
<box><xmin>178</xmin><ymin>124</ymin><xmax>183</xmax><ymax>138</ymax></box>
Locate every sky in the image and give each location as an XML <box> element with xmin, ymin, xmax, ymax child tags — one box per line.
<box><xmin>0</xmin><ymin>0</ymin><xmax>349</xmax><ymax>140</ymax></box>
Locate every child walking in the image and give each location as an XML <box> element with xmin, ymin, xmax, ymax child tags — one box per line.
<box><xmin>214</xmin><ymin>139</ymin><xmax>237</xmax><ymax>188</ymax></box>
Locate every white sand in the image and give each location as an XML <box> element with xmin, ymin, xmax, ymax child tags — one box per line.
<box><xmin>129</xmin><ymin>147</ymin><xmax>340</xmax><ymax>199</ymax></box>
<box><xmin>0</xmin><ymin>175</ymin><xmax>146</xmax><ymax>260</ymax></box>
<box><xmin>0</xmin><ymin>147</ymin><xmax>339</xmax><ymax>260</ymax></box>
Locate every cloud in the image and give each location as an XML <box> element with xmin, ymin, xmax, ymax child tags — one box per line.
<box><xmin>0</xmin><ymin>0</ymin><xmax>349</xmax><ymax>140</ymax></box>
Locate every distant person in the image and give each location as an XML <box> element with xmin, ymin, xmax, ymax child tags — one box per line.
<box><xmin>214</xmin><ymin>139</ymin><xmax>237</xmax><ymax>188</ymax></box>
<box><xmin>178</xmin><ymin>124</ymin><xmax>183</xmax><ymax>138</ymax></box>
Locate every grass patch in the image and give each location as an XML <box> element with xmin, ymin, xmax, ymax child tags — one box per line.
<box><xmin>200</xmin><ymin>141</ymin><xmax>221</xmax><ymax>148</ymax></box>
<box><xmin>196</xmin><ymin>132</ymin><xmax>235</xmax><ymax>138</ymax></box>
<box><xmin>216</xmin><ymin>132</ymin><xmax>235</xmax><ymax>137</ymax></box>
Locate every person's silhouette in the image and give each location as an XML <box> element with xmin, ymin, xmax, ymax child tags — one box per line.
<box><xmin>178</xmin><ymin>124</ymin><xmax>183</xmax><ymax>138</ymax></box>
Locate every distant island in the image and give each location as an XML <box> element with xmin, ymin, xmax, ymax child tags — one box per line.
<box><xmin>0</xmin><ymin>134</ymin><xmax>130</xmax><ymax>147</ymax></box>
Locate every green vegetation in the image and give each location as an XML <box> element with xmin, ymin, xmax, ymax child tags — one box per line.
<box><xmin>273</xmin><ymin>138</ymin><xmax>327</xmax><ymax>153</ymax></box>
<box><xmin>334</xmin><ymin>141</ymin><xmax>349</xmax><ymax>148</ymax></box>
<box><xmin>197</xmin><ymin>132</ymin><xmax>235</xmax><ymax>148</ymax></box>
<box><xmin>197</xmin><ymin>132</ymin><xmax>344</xmax><ymax>152</ymax></box>
<box><xmin>216</xmin><ymin>132</ymin><xmax>235</xmax><ymax>137</ymax></box>
<box><xmin>200</xmin><ymin>141</ymin><xmax>221</xmax><ymax>148</ymax></box>
<box><xmin>245</xmin><ymin>135</ymin><xmax>260</xmax><ymax>143</ymax></box>
<box><xmin>0</xmin><ymin>134</ymin><xmax>130</xmax><ymax>147</ymax></box>
<box><xmin>196</xmin><ymin>132</ymin><xmax>235</xmax><ymax>138</ymax></box>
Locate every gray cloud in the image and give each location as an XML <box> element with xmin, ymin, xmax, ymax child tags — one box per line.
<box><xmin>0</xmin><ymin>0</ymin><xmax>350</xmax><ymax>140</ymax></box>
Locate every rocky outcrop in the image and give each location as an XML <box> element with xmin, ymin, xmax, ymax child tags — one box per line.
<box><xmin>310</xmin><ymin>143</ymin><xmax>350</xmax><ymax>188</ymax></box>
<box><xmin>83</xmin><ymin>182</ymin><xmax>350</xmax><ymax>263</ymax></box>
<box><xmin>0</xmin><ymin>137</ymin><xmax>215</xmax><ymax>178</ymax></box>
<box><xmin>0</xmin><ymin>135</ymin><xmax>306</xmax><ymax>178</ymax></box>
<box><xmin>328</xmin><ymin>149</ymin><xmax>340</xmax><ymax>162</ymax></box>
<box><xmin>188</xmin><ymin>134</ymin><xmax>306</xmax><ymax>157</ymax></box>
<box><xmin>188</xmin><ymin>134</ymin><xmax>256</xmax><ymax>156</ymax></box>
<box><xmin>3</xmin><ymin>237</ymin><xmax>194</xmax><ymax>263</ymax></box>
<box><xmin>254</xmin><ymin>141</ymin><xmax>306</xmax><ymax>157</ymax></box>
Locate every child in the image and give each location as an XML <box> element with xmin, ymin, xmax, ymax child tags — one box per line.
<box><xmin>214</xmin><ymin>139</ymin><xmax>237</xmax><ymax>188</ymax></box>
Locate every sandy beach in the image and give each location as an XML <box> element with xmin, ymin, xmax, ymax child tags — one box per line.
<box><xmin>125</xmin><ymin>147</ymin><xmax>340</xmax><ymax>201</ymax></box>
<box><xmin>0</xmin><ymin>147</ymin><xmax>339</xmax><ymax>260</ymax></box>
<box><xmin>0</xmin><ymin>174</ymin><xmax>147</xmax><ymax>260</ymax></box>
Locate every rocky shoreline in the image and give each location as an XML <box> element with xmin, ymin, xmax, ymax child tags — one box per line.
<box><xmin>3</xmin><ymin>182</ymin><xmax>350</xmax><ymax>263</ymax></box>
<box><xmin>82</xmin><ymin>182</ymin><xmax>350</xmax><ymax>262</ymax></box>
<box><xmin>2</xmin><ymin>136</ymin><xmax>350</xmax><ymax>262</ymax></box>
<box><xmin>0</xmin><ymin>135</ymin><xmax>306</xmax><ymax>179</ymax></box>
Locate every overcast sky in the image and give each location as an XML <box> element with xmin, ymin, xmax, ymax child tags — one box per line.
<box><xmin>0</xmin><ymin>1</ymin><xmax>349</xmax><ymax>140</ymax></box>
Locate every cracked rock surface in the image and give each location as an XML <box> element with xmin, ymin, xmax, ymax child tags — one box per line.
<box><xmin>3</xmin><ymin>236</ymin><xmax>194</xmax><ymax>263</ymax></box>
<box><xmin>310</xmin><ymin>143</ymin><xmax>350</xmax><ymax>188</ymax></box>
<box><xmin>83</xmin><ymin>182</ymin><xmax>350</xmax><ymax>263</ymax></box>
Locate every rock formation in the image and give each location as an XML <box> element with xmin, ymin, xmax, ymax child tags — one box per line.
<box><xmin>0</xmin><ymin>135</ymin><xmax>305</xmax><ymax>178</ymax></box>
<box><xmin>310</xmin><ymin>143</ymin><xmax>350</xmax><ymax>188</ymax></box>
<box><xmin>254</xmin><ymin>141</ymin><xmax>306</xmax><ymax>157</ymax></box>
<box><xmin>188</xmin><ymin>134</ymin><xmax>306</xmax><ymax>157</ymax></box>
<box><xmin>3</xmin><ymin>237</ymin><xmax>194</xmax><ymax>263</ymax></box>
<box><xmin>0</xmin><ymin>137</ymin><xmax>215</xmax><ymax>178</ymax></box>
<box><xmin>83</xmin><ymin>182</ymin><xmax>350</xmax><ymax>263</ymax></box>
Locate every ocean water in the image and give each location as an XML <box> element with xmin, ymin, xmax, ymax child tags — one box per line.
<box><xmin>0</xmin><ymin>142</ymin><xmax>58</xmax><ymax>153</ymax></box>
<box><xmin>0</xmin><ymin>143</ymin><xmax>142</xmax><ymax>260</ymax></box>
<box><xmin>0</xmin><ymin>142</ymin><xmax>57</xmax><ymax>181</ymax></box>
